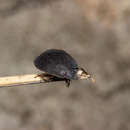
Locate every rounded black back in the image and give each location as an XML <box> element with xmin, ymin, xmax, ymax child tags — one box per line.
<box><xmin>34</xmin><ymin>49</ymin><xmax>78</xmax><ymax>79</ymax></box>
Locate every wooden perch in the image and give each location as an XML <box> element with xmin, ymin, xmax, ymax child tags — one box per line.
<box><xmin>0</xmin><ymin>72</ymin><xmax>95</xmax><ymax>88</ymax></box>
<box><xmin>0</xmin><ymin>73</ymin><xmax>65</xmax><ymax>87</ymax></box>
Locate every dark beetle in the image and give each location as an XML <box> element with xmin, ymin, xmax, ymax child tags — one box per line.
<box><xmin>34</xmin><ymin>49</ymin><xmax>95</xmax><ymax>87</ymax></box>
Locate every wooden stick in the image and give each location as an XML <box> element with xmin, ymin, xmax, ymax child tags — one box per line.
<box><xmin>0</xmin><ymin>72</ymin><xmax>96</xmax><ymax>88</ymax></box>
<box><xmin>0</xmin><ymin>73</ymin><xmax>64</xmax><ymax>87</ymax></box>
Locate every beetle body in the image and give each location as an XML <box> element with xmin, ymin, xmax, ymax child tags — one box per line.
<box><xmin>34</xmin><ymin>49</ymin><xmax>95</xmax><ymax>87</ymax></box>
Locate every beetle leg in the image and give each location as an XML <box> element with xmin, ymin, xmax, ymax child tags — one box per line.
<box><xmin>65</xmin><ymin>79</ymin><xmax>71</xmax><ymax>88</ymax></box>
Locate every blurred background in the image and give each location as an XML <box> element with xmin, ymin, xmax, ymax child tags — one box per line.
<box><xmin>0</xmin><ymin>0</ymin><xmax>130</xmax><ymax>130</ymax></box>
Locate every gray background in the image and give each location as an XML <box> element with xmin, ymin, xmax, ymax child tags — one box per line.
<box><xmin>0</xmin><ymin>0</ymin><xmax>130</xmax><ymax>130</ymax></box>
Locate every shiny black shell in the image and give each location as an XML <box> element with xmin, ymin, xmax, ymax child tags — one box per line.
<box><xmin>34</xmin><ymin>49</ymin><xmax>78</xmax><ymax>79</ymax></box>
